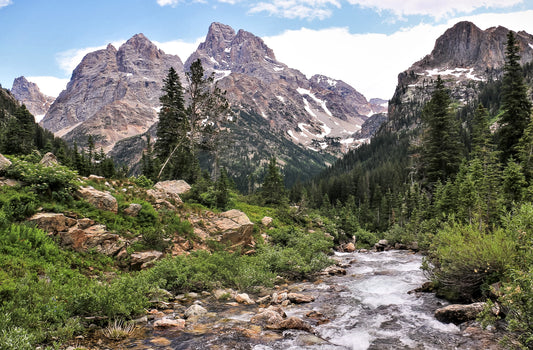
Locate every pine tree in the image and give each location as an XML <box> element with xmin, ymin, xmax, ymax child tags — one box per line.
<box><xmin>261</xmin><ymin>157</ymin><xmax>287</xmax><ymax>205</ymax></box>
<box><xmin>421</xmin><ymin>76</ymin><xmax>463</xmax><ymax>187</ymax></box>
<box><xmin>498</xmin><ymin>31</ymin><xmax>532</xmax><ymax>161</ymax></box>
<box><xmin>2</xmin><ymin>105</ymin><xmax>35</xmax><ymax>155</ymax></box>
<box><xmin>155</xmin><ymin>67</ymin><xmax>191</xmax><ymax>180</ymax></box>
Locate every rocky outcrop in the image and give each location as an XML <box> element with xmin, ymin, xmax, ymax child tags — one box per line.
<box><xmin>0</xmin><ymin>153</ymin><xmax>12</xmax><ymax>172</ymax></box>
<box><xmin>211</xmin><ymin>209</ymin><xmax>254</xmax><ymax>247</ymax></box>
<box><xmin>40</xmin><ymin>34</ymin><xmax>184</xmax><ymax>153</ymax></box>
<box><xmin>434</xmin><ymin>302</ymin><xmax>487</xmax><ymax>324</ymax></box>
<box><xmin>76</xmin><ymin>186</ymin><xmax>118</xmax><ymax>213</ymax></box>
<box><xmin>11</xmin><ymin>76</ymin><xmax>55</xmax><ymax>118</ymax></box>
<box><xmin>154</xmin><ymin>180</ymin><xmax>191</xmax><ymax>196</ymax></box>
<box><xmin>123</xmin><ymin>203</ymin><xmax>142</xmax><ymax>217</ymax></box>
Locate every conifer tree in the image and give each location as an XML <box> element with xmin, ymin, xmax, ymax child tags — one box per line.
<box><xmin>261</xmin><ymin>157</ymin><xmax>287</xmax><ymax>205</ymax></box>
<box><xmin>421</xmin><ymin>76</ymin><xmax>463</xmax><ymax>187</ymax></box>
<box><xmin>498</xmin><ymin>31</ymin><xmax>532</xmax><ymax>161</ymax></box>
<box><xmin>2</xmin><ymin>105</ymin><xmax>35</xmax><ymax>155</ymax></box>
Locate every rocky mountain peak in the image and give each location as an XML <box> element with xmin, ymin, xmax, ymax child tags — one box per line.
<box><xmin>11</xmin><ymin>76</ymin><xmax>55</xmax><ymax>119</ymax></box>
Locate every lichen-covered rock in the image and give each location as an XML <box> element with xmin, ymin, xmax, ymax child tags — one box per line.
<box><xmin>60</xmin><ymin>225</ymin><xmax>125</xmax><ymax>256</ymax></box>
<box><xmin>211</xmin><ymin>209</ymin><xmax>254</xmax><ymax>248</ymax></box>
<box><xmin>76</xmin><ymin>186</ymin><xmax>118</xmax><ymax>213</ymax></box>
<box><xmin>261</xmin><ymin>216</ymin><xmax>273</xmax><ymax>227</ymax></box>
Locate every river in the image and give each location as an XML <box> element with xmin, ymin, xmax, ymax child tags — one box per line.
<box><xmin>111</xmin><ymin>250</ymin><xmax>502</xmax><ymax>349</ymax></box>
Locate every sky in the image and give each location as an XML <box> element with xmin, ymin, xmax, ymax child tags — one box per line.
<box><xmin>1</xmin><ymin>0</ymin><xmax>533</xmax><ymax>101</ymax></box>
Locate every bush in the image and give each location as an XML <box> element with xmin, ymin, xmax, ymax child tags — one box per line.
<box><xmin>424</xmin><ymin>222</ymin><xmax>516</xmax><ymax>301</ymax></box>
<box><xmin>5</xmin><ymin>158</ymin><xmax>78</xmax><ymax>199</ymax></box>
<box><xmin>354</xmin><ymin>227</ymin><xmax>378</xmax><ymax>247</ymax></box>
<box><xmin>0</xmin><ymin>187</ymin><xmax>38</xmax><ymax>221</ymax></box>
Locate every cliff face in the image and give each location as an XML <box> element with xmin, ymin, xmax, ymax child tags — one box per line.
<box><xmin>11</xmin><ymin>76</ymin><xmax>55</xmax><ymax>119</ymax></box>
<box><xmin>40</xmin><ymin>34</ymin><xmax>184</xmax><ymax>151</ymax></box>
<box><xmin>387</xmin><ymin>21</ymin><xmax>533</xmax><ymax>131</ymax></box>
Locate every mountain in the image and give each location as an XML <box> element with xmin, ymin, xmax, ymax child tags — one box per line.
<box><xmin>40</xmin><ymin>34</ymin><xmax>184</xmax><ymax>151</ymax></box>
<box><xmin>185</xmin><ymin>22</ymin><xmax>385</xmax><ymax>152</ymax></box>
<box><xmin>10</xmin><ymin>76</ymin><xmax>55</xmax><ymax>120</ymax></box>
<box><xmin>388</xmin><ymin>21</ymin><xmax>533</xmax><ymax>130</ymax></box>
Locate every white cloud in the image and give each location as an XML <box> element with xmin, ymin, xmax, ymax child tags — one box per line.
<box><xmin>263</xmin><ymin>9</ymin><xmax>533</xmax><ymax>99</ymax></box>
<box><xmin>26</xmin><ymin>76</ymin><xmax>69</xmax><ymax>98</ymax></box>
<box><xmin>154</xmin><ymin>37</ymin><xmax>204</xmax><ymax>61</ymax></box>
<box><xmin>157</xmin><ymin>0</ymin><xmax>181</xmax><ymax>6</ymax></box>
<box><xmin>249</xmin><ymin>0</ymin><xmax>341</xmax><ymax>20</ymax></box>
<box><xmin>55</xmin><ymin>40</ymin><xmax>126</xmax><ymax>75</ymax></box>
<box><xmin>346</xmin><ymin>0</ymin><xmax>524</xmax><ymax>20</ymax></box>
<box><xmin>0</xmin><ymin>0</ymin><xmax>12</xmax><ymax>9</ymax></box>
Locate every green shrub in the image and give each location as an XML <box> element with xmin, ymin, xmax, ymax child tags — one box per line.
<box><xmin>131</xmin><ymin>175</ymin><xmax>153</xmax><ymax>188</ymax></box>
<box><xmin>424</xmin><ymin>222</ymin><xmax>516</xmax><ymax>301</ymax></box>
<box><xmin>354</xmin><ymin>227</ymin><xmax>378</xmax><ymax>247</ymax></box>
<box><xmin>5</xmin><ymin>158</ymin><xmax>78</xmax><ymax>199</ymax></box>
<box><xmin>0</xmin><ymin>187</ymin><xmax>38</xmax><ymax>221</ymax></box>
<box><xmin>498</xmin><ymin>268</ymin><xmax>533</xmax><ymax>349</ymax></box>
<box><xmin>0</xmin><ymin>327</ymin><xmax>35</xmax><ymax>350</ymax></box>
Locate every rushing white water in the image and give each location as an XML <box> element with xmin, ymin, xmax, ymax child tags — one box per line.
<box><xmin>254</xmin><ymin>250</ymin><xmax>471</xmax><ymax>350</ymax></box>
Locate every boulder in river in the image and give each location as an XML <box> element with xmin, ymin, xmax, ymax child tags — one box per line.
<box><xmin>434</xmin><ymin>302</ymin><xmax>487</xmax><ymax>324</ymax></box>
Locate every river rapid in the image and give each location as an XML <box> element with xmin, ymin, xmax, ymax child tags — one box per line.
<box><xmin>107</xmin><ymin>250</ymin><xmax>502</xmax><ymax>349</ymax></box>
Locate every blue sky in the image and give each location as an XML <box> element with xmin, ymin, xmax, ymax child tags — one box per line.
<box><xmin>1</xmin><ymin>0</ymin><xmax>533</xmax><ymax>100</ymax></box>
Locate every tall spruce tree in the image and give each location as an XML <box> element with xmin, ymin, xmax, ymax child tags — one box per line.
<box><xmin>155</xmin><ymin>67</ymin><xmax>193</xmax><ymax>180</ymax></box>
<box><xmin>498</xmin><ymin>31</ymin><xmax>532</xmax><ymax>161</ymax></box>
<box><xmin>261</xmin><ymin>157</ymin><xmax>287</xmax><ymax>205</ymax></box>
<box><xmin>421</xmin><ymin>76</ymin><xmax>463</xmax><ymax>187</ymax></box>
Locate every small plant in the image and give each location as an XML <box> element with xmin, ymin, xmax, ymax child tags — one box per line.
<box><xmin>101</xmin><ymin>319</ymin><xmax>136</xmax><ymax>341</ymax></box>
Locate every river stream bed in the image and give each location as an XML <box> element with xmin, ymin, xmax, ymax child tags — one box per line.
<box><xmin>100</xmin><ymin>250</ymin><xmax>502</xmax><ymax>349</ymax></box>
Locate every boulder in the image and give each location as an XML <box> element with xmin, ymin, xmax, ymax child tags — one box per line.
<box><xmin>434</xmin><ymin>302</ymin><xmax>486</xmax><ymax>324</ymax></box>
<box><xmin>211</xmin><ymin>209</ymin><xmax>254</xmax><ymax>247</ymax></box>
<box><xmin>266</xmin><ymin>305</ymin><xmax>287</xmax><ymax>318</ymax></box>
<box><xmin>123</xmin><ymin>203</ymin><xmax>142</xmax><ymax>217</ymax></box>
<box><xmin>287</xmin><ymin>293</ymin><xmax>315</xmax><ymax>304</ymax></box>
<box><xmin>261</xmin><ymin>216</ymin><xmax>273</xmax><ymax>227</ymax></box>
<box><xmin>274</xmin><ymin>316</ymin><xmax>313</xmax><ymax>332</ymax></box>
<box><xmin>88</xmin><ymin>175</ymin><xmax>105</xmax><ymax>181</ymax></box>
<box><xmin>146</xmin><ymin>188</ymin><xmax>182</xmax><ymax>207</ymax></box>
<box><xmin>153</xmin><ymin>318</ymin><xmax>185</xmax><ymax>329</ymax></box>
<box><xmin>60</xmin><ymin>225</ymin><xmax>126</xmax><ymax>256</ymax></box>
<box><xmin>76</xmin><ymin>186</ymin><xmax>118</xmax><ymax>213</ymax></box>
<box><xmin>39</xmin><ymin>152</ymin><xmax>59</xmax><ymax>167</ymax></box>
<box><xmin>235</xmin><ymin>293</ymin><xmax>255</xmax><ymax>305</ymax></box>
<box><xmin>130</xmin><ymin>250</ymin><xmax>164</xmax><ymax>270</ymax></box>
<box><xmin>154</xmin><ymin>180</ymin><xmax>191</xmax><ymax>195</ymax></box>
<box><xmin>28</xmin><ymin>213</ymin><xmax>77</xmax><ymax>234</ymax></box>
<box><xmin>374</xmin><ymin>239</ymin><xmax>389</xmax><ymax>252</ymax></box>
<box><xmin>184</xmin><ymin>304</ymin><xmax>208</xmax><ymax>318</ymax></box>
<box><xmin>0</xmin><ymin>178</ymin><xmax>21</xmax><ymax>187</ymax></box>
<box><xmin>344</xmin><ymin>242</ymin><xmax>356</xmax><ymax>252</ymax></box>
<box><xmin>250</xmin><ymin>310</ymin><xmax>284</xmax><ymax>326</ymax></box>
<box><xmin>320</xmin><ymin>265</ymin><xmax>347</xmax><ymax>276</ymax></box>
<box><xmin>0</xmin><ymin>154</ymin><xmax>12</xmax><ymax>172</ymax></box>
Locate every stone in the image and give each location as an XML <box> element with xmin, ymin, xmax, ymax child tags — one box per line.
<box><xmin>28</xmin><ymin>213</ymin><xmax>77</xmax><ymax>234</ymax></box>
<box><xmin>434</xmin><ymin>302</ymin><xmax>486</xmax><ymax>324</ymax></box>
<box><xmin>88</xmin><ymin>175</ymin><xmax>105</xmax><ymax>181</ymax></box>
<box><xmin>76</xmin><ymin>186</ymin><xmax>118</xmax><ymax>213</ymax></box>
<box><xmin>235</xmin><ymin>293</ymin><xmax>255</xmax><ymax>305</ymax></box>
<box><xmin>287</xmin><ymin>293</ymin><xmax>315</xmax><ymax>304</ymax></box>
<box><xmin>184</xmin><ymin>304</ymin><xmax>208</xmax><ymax>318</ymax></box>
<box><xmin>151</xmin><ymin>337</ymin><xmax>171</xmax><ymax>346</ymax></box>
<box><xmin>153</xmin><ymin>318</ymin><xmax>185</xmax><ymax>329</ymax></box>
<box><xmin>320</xmin><ymin>265</ymin><xmax>347</xmax><ymax>276</ymax></box>
<box><xmin>0</xmin><ymin>154</ymin><xmax>12</xmax><ymax>172</ymax></box>
<box><xmin>374</xmin><ymin>239</ymin><xmax>389</xmax><ymax>252</ymax></box>
<box><xmin>154</xmin><ymin>180</ymin><xmax>191</xmax><ymax>195</ymax></box>
<box><xmin>60</xmin><ymin>226</ymin><xmax>126</xmax><ymax>256</ymax></box>
<box><xmin>39</xmin><ymin>152</ymin><xmax>59</xmax><ymax>167</ymax></box>
<box><xmin>210</xmin><ymin>209</ymin><xmax>254</xmax><ymax>248</ymax></box>
<box><xmin>344</xmin><ymin>242</ymin><xmax>356</xmax><ymax>252</ymax></box>
<box><xmin>123</xmin><ymin>203</ymin><xmax>142</xmax><ymax>217</ymax></box>
<box><xmin>266</xmin><ymin>305</ymin><xmax>287</xmax><ymax>318</ymax></box>
<box><xmin>305</xmin><ymin>310</ymin><xmax>330</xmax><ymax>325</ymax></box>
<box><xmin>146</xmin><ymin>188</ymin><xmax>182</xmax><ymax>207</ymax></box>
<box><xmin>273</xmin><ymin>316</ymin><xmax>313</xmax><ymax>332</ymax></box>
<box><xmin>250</xmin><ymin>310</ymin><xmax>284</xmax><ymax>326</ymax></box>
<box><xmin>130</xmin><ymin>250</ymin><xmax>164</xmax><ymax>270</ymax></box>
<box><xmin>408</xmin><ymin>241</ymin><xmax>419</xmax><ymax>251</ymax></box>
<box><xmin>261</xmin><ymin>216</ymin><xmax>273</xmax><ymax>227</ymax></box>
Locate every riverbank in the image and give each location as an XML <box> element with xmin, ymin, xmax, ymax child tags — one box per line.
<box><xmin>64</xmin><ymin>250</ymin><xmax>505</xmax><ymax>350</ymax></box>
